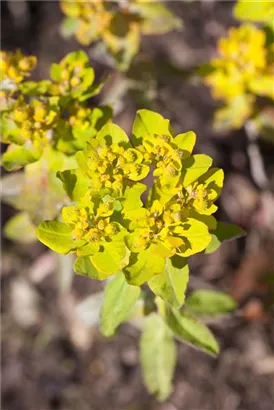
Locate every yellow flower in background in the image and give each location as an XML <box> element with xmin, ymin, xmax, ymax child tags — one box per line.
<box><xmin>204</xmin><ymin>24</ymin><xmax>274</xmax><ymax>101</ymax></box>
<box><xmin>0</xmin><ymin>50</ymin><xmax>36</xmax><ymax>86</ymax></box>
<box><xmin>60</xmin><ymin>0</ymin><xmax>182</xmax><ymax>70</ymax></box>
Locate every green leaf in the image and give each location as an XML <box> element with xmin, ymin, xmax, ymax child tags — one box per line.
<box><xmin>140</xmin><ymin>313</ymin><xmax>176</xmax><ymax>401</ymax></box>
<box><xmin>97</xmin><ymin>122</ymin><xmax>129</xmax><ymax>146</ymax></box>
<box><xmin>186</xmin><ymin>290</ymin><xmax>237</xmax><ymax>317</ymax></box>
<box><xmin>148</xmin><ymin>257</ymin><xmax>189</xmax><ymax>309</ymax></box>
<box><xmin>181</xmin><ymin>154</ymin><xmax>213</xmax><ymax>187</ymax></box>
<box><xmin>19</xmin><ymin>80</ymin><xmax>51</xmax><ymax>96</ymax></box>
<box><xmin>205</xmin><ymin>222</ymin><xmax>245</xmax><ymax>254</ymax></box>
<box><xmin>36</xmin><ymin>221</ymin><xmax>84</xmax><ymax>254</ymax></box>
<box><xmin>4</xmin><ymin>212</ymin><xmax>37</xmax><ymax>244</ymax></box>
<box><xmin>50</xmin><ymin>63</ymin><xmax>62</xmax><ymax>82</ymax></box>
<box><xmin>74</xmin><ymin>256</ymin><xmax>110</xmax><ymax>280</ymax></box>
<box><xmin>174</xmin><ymin>131</ymin><xmax>196</xmax><ymax>156</ymax></box>
<box><xmin>124</xmin><ymin>246</ymin><xmax>165</xmax><ymax>286</ymax></box>
<box><xmin>88</xmin><ymin>105</ymin><xmax>113</xmax><ymax>133</ymax></box>
<box><xmin>132</xmin><ymin>109</ymin><xmax>173</xmax><ymax>146</ymax></box>
<box><xmin>122</xmin><ymin>183</ymin><xmax>146</xmax><ymax>211</ymax></box>
<box><xmin>91</xmin><ymin>241</ymin><xmax>129</xmax><ymax>275</ymax></box>
<box><xmin>166</xmin><ymin>306</ymin><xmax>219</xmax><ymax>356</ymax></box>
<box><xmin>57</xmin><ymin>169</ymin><xmax>89</xmax><ymax>201</ymax></box>
<box><xmin>2</xmin><ymin>144</ymin><xmax>42</xmax><ymax>171</ymax></box>
<box><xmin>233</xmin><ymin>0</ymin><xmax>274</xmax><ymax>23</ymax></box>
<box><xmin>174</xmin><ymin>218</ymin><xmax>211</xmax><ymax>257</ymax></box>
<box><xmin>100</xmin><ymin>272</ymin><xmax>141</xmax><ymax>337</ymax></box>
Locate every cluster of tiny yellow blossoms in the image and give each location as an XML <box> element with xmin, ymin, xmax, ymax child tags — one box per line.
<box><xmin>84</xmin><ymin>143</ymin><xmax>150</xmax><ymax>194</ymax></box>
<box><xmin>0</xmin><ymin>50</ymin><xmax>36</xmax><ymax>86</ymax></box>
<box><xmin>62</xmin><ymin>200</ymin><xmax>120</xmax><ymax>244</ymax></box>
<box><xmin>60</xmin><ymin>0</ymin><xmax>181</xmax><ymax>70</ymax></box>
<box><xmin>9</xmin><ymin>97</ymin><xmax>59</xmax><ymax>147</ymax></box>
<box><xmin>36</xmin><ymin>112</ymin><xmax>226</xmax><ymax>282</ymax></box>
<box><xmin>69</xmin><ymin>106</ymin><xmax>93</xmax><ymax>130</ymax></box>
<box><xmin>50</xmin><ymin>55</ymin><xmax>93</xmax><ymax>96</ymax></box>
<box><xmin>126</xmin><ymin>200</ymin><xmax>186</xmax><ymax>253</ymax></box>
<box><xmin>205</xmin><ymin>24</ymin><xmax>274</xmax><ymax>101</ymax></box>
<box><xmin>139</xmin><ymin>134</ymin><xmax>183</xmax><ymax>177</ymax></box>
<box><xmin>61</xmin><ymin>0</ymin><xmax>111</xmax><ymax>46</ymax></box>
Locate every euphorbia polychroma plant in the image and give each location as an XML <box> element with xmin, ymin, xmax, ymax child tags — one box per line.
<box><xmin>1</xmin><ymin>50</ymin><xmax>244</xmax><ymax>401</ymax></box>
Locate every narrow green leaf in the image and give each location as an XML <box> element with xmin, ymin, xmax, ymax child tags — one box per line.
<box><xmin>100</xmin><ymin>272</ymin><xmax>141</xmax><ymax>337</ymax></box>
<box><xmin>165</xmin><ymin>305</ymin><xmax>219</xmax><ymax>356</ymax></box>
<box><xmin>205</xmin><ymin>222</ymin><xmax>245</xmax><ymax>254</ymax></box>
<box><xmin>4</xmin><ymin>212</ymin><xmax>36</xmax><ymax>244</ymax></box>
<box><xmin>148</xmin><ymin>257</ymin><xmax>189</xmax><ymax>309</ymax></box>
<box><xmin>140</xmin><ymin>313</ymin><xmax>176</xmax><ymax>401</ymax></box>
<box><xmin>36</xmin><ymin>221</ymin><xmax>83</xmax><ymax>254</ymax></box>
<box><xmin>186</xmin><ymin>290</ymin><xmax>237</xmax><ymax>317</ymax></box>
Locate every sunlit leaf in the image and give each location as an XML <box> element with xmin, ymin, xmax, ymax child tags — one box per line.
<box><xmin>181</xmin><ymin>154</ymin><xmax>213</xmax><ymax>187</ymax></box>
<box><xmin>186</xmin><ymin>289</ymin><xmax>237</xmax><ymax>317</ymax></box>
<box><xmin>4</xmin><ymin>212</ymin><xmax>37</xmax><ymax>243</ymax></box>
<box><xmin>36</xmin><ymin>220</ymin><xmax>84</xmax><ymax>254</ymax></box>
<box><xmin>124</xmin><ymin>246</ymin><xmax>165</xmax><ymax>285</ymax></box>
<box><xmin>205</xmin><ymin>222</ymin><xmax>245</xmax><ymax>254</ymax></box>
<box><xmin>140</xmin><ymin>313</ymin><xmax>176</xmax><ymax>401</ymax></box>
<box><xmin>100</xmin><ymin>272</ymin><xmax>141</xmax><ymax>336</ymax></box>
<box><xmin>166</xmin><ymin>305</ymin><xmax>219</xmax><ymax>356</ymax></box>
<box><xmin>148</xmin><ymin>257</ymin><xmax>189</xmax><ymax>308</ymax></box>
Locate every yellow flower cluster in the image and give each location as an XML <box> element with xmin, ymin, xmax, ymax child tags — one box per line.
<box><xmin>82</xmin><ymin>142</ymin><xmax>150</xmax><ymax>194</ymax></box>
<box><xmin>60</xmin><ymin>0</ymin><xmax>181</xmax><ymax>70</ymax></box>
<box><xmin>126</xmin><ymin>198</ymin><xmax>211</xmax><ymax>259</ymax></box>
<box><xmin>205</xmin><ymin>24</ymin><xmax>274</xmax><ymax>101</ymax></box>
<box><xmin>62</xmin><ymin>199</ymin><xmax>122</xmax><ymax>250</ymax></box>
<box><xmin>0</xmin><ymin>50</ymin><xmax>36</xmax><ymax>86</ymax></box>
<box><xmin>10</xmin><ymin>97</ymin><xmax>59</xmax><ymax>147</ymax></box>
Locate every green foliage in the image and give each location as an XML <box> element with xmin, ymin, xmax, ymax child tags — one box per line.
<box><xmin>140</xmin><ymin>313</ymin><xmax>176</xmax><ymax>401</ymax></box>
<box><xmin>234</xmin><ymin>1</ymin><xmax>274</xmax><ymax>25</ymax></box>
<box><xmin>36</xmin><ymin>110</ymin><xmax>233</xmax><ymax>295</ymax></box>
<box><xmin>1</xmin><ymin>49</ymin><xmax>242</xmax><ymax>400</ymax></box>
<box><xmin>100</xmin><ymin>272</ymin><xmax>141</xmax><ymax>336</ymax></box>
<box><xmin>186</xmin><ymin>289</ymin><xmax>237</xmax><ymax>317</ymax></box>
<box><xmin>3</xmin><ymin>212</ymin><xmax>36</xmax><ymax>244</ymax></box>
<box><xmin>60</xmin><ymin>0</ymin><xmax>182</xmax><ymax>71</ymax></box>
<box><xmin>165</xmin><ymin>305</ymin><xmax>219</xmax><ymax>356</ymax></box>
<box><xmin>205</xmin><ymin>221</ymin><xmax>246</xmax><ymax>254</ymax></box>
<box><xmin>148</xmin><ymin>257</ymin><xmax>189</xmax><ymax>309</ymax></box>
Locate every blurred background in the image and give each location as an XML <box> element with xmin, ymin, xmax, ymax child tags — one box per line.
<box><xmin>1</xmin><ymin>1</ymin><xmax>274</xmax><ymax>409</ymax></box>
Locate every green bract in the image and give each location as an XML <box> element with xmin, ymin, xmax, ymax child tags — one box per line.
<box><xmin>37</xmin><ymin>109</ymin><xmax>244</xmax><ymax>305</ymax></box>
